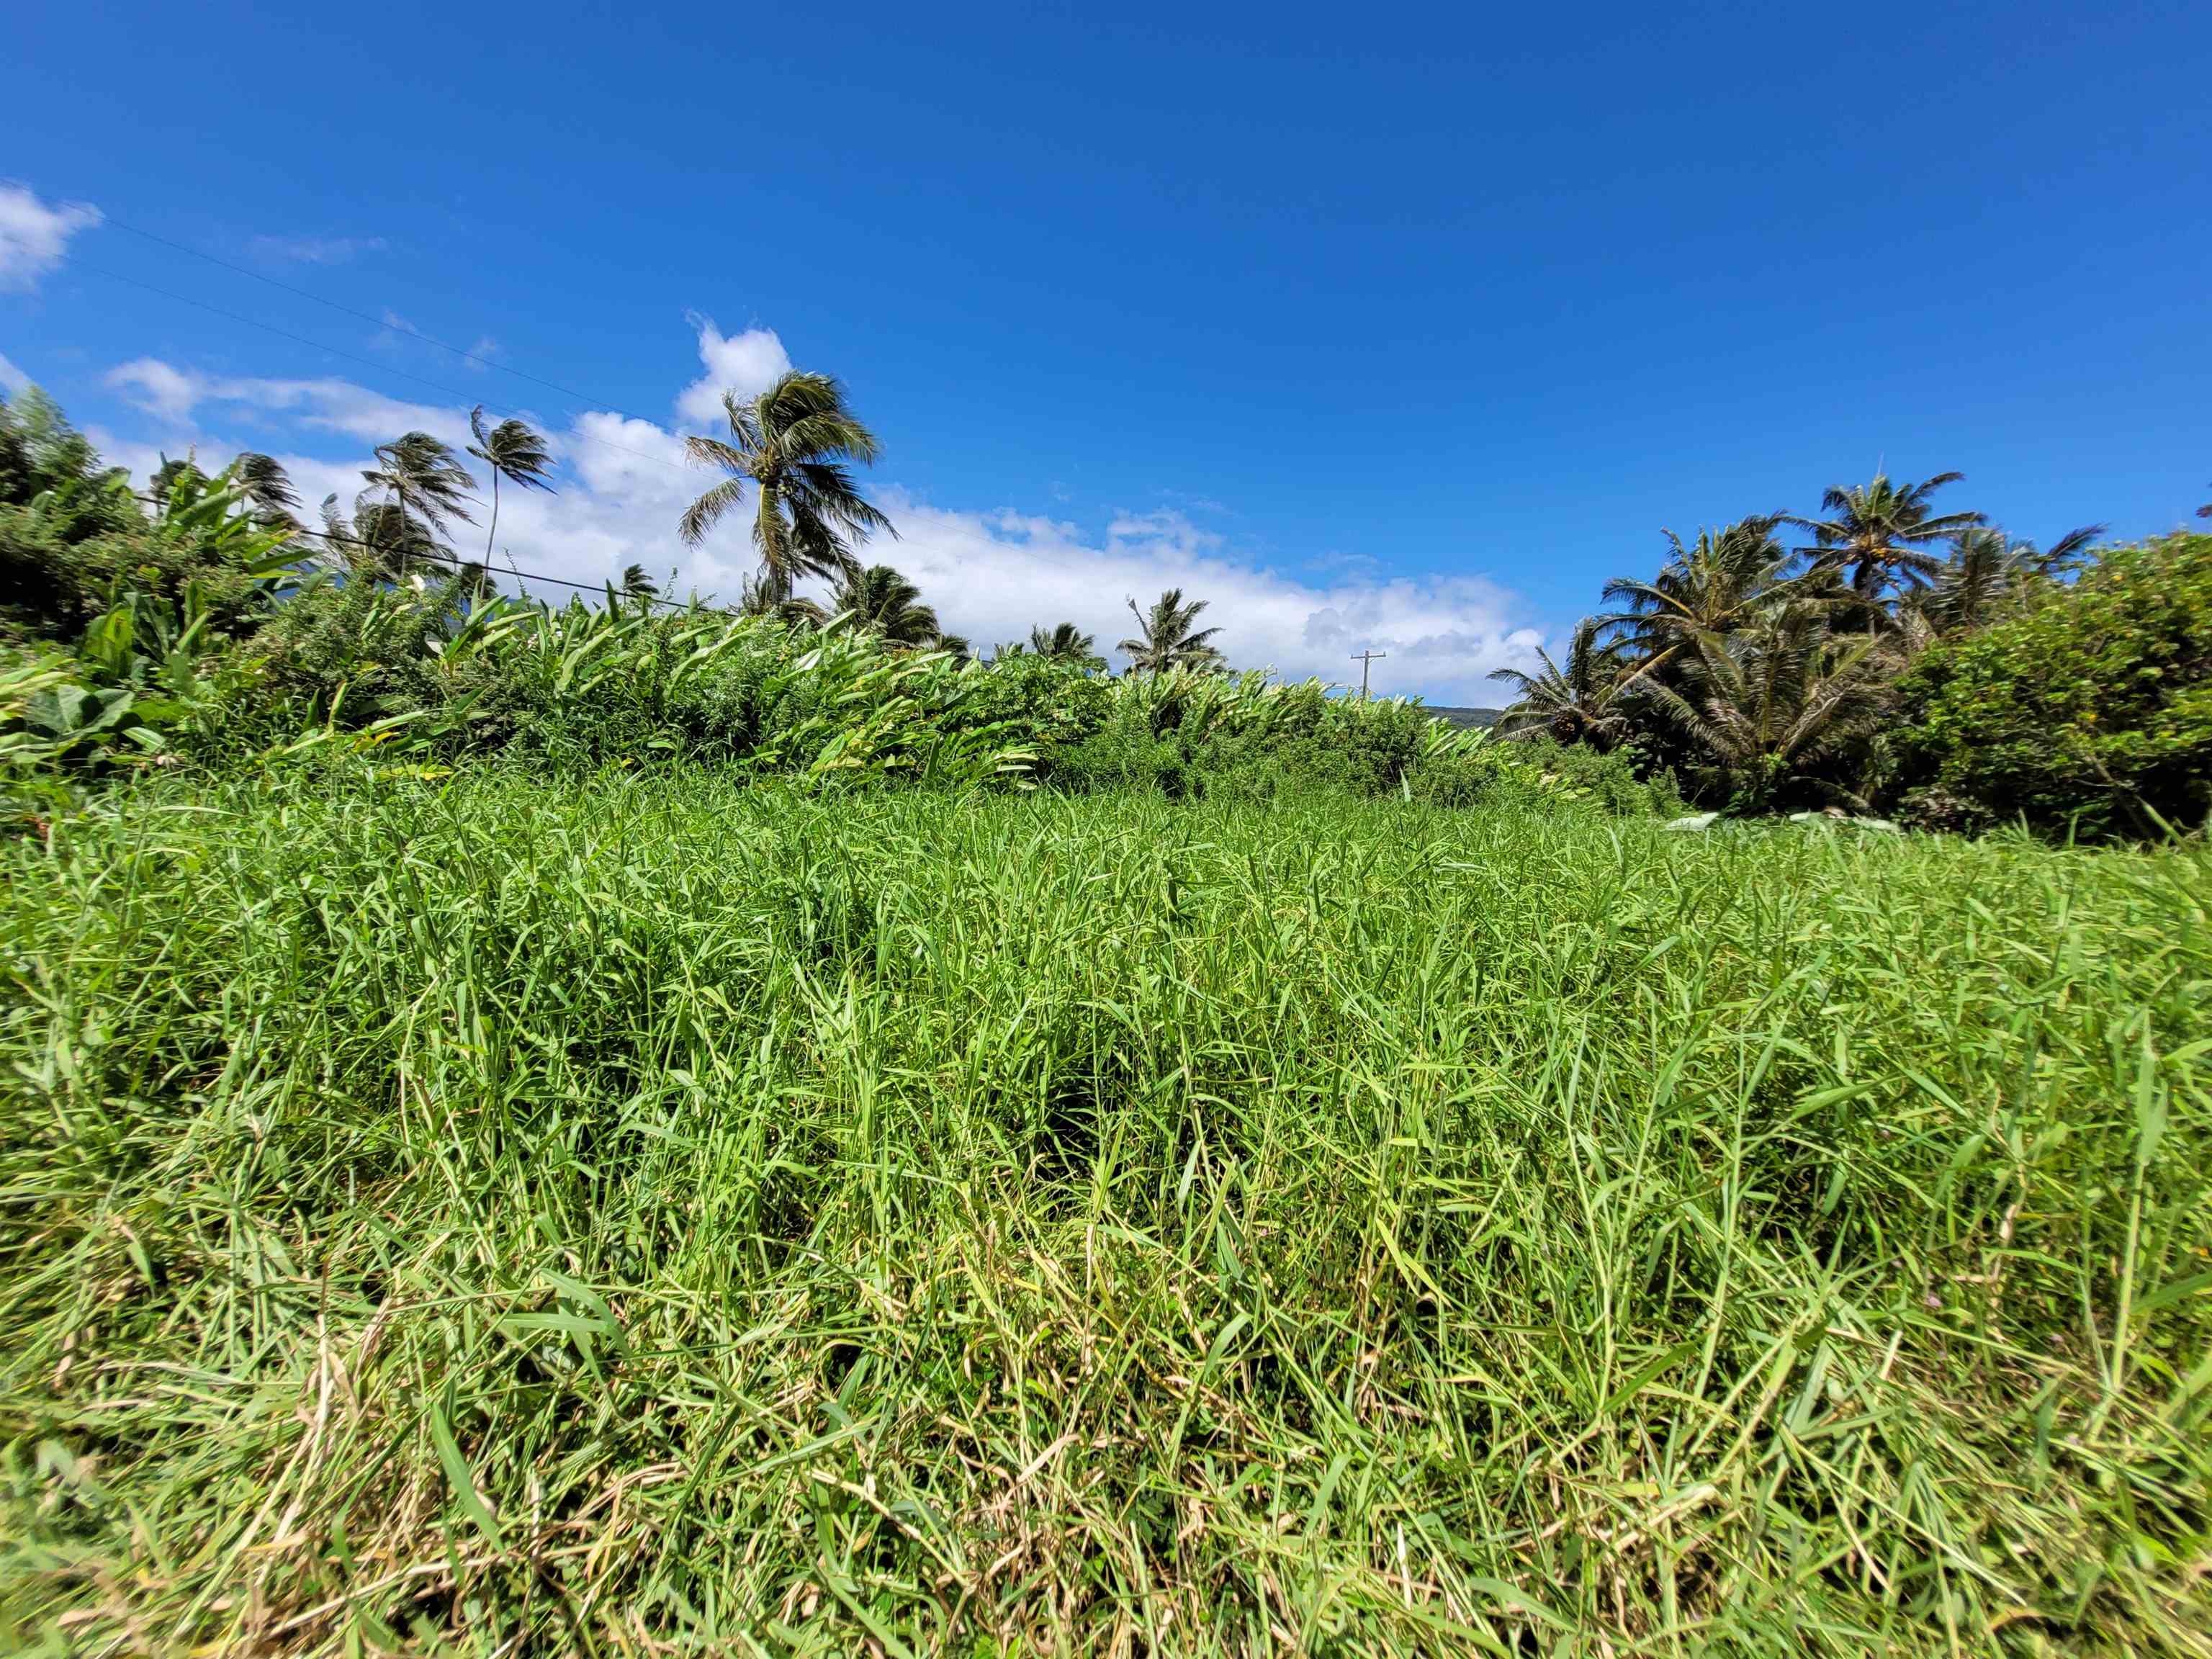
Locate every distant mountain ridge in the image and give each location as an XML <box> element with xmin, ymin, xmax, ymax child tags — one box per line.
<box><xmin>1419</xmin><ymin>705</ymin><xmax>1503</xmax><ymax>729</ymax></box>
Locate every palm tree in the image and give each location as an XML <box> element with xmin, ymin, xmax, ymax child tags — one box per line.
<box><xmin>1029</xmin><ymin>621</ymin><xmax>1107</xmax><ymax>669</ymax></box>
<box><xmin>361</xmin><ymin>431</ymin><xmax>477</xmax><ymax>553</ymax></box>
<box><xmin>465</xmin><ymin>407</ymin><xmax>556</xmax><ymax>561</ymax></box>
<box><xmin>1488</xmin><ymin>617</ymin><xmax>1644</xmax><ymax>749</ymax></box>
<box><xmin>619</xmin><ymin>563</ymin><xmax>660</xmax><ymax>601</ymax></box>
<box><xmin>321</xmin><ymin>492</ymin><xmax>441</xmax><ymax>583</ymax></box>
<box><xmin>230</xmin><ymin>452</ymin><xmax>301</xmax><ymax>530</ymax></box>
<box><xmin>829</xmin><ymin>562</ymin><xmax>945</xmax><ymax>647</ymax></box>
<box><xmin>1638</xmin><ymin>602</ymin><xmax>1892</xmax><ymax>811</ymax></box>
<box><xmin>678</xmin><ymin>372</ymin><xmax>894</xmax><ymax>603</ymax></box>
<box><xmin>1786</xmin><ymin>472</ymin><xmax>1984</xmax><ymax>606</ymax></box>
<box><xmin>1917</xmin><ymin>523</ymin><xmax>2103</xmax><ymax>637</ymax></box>
<box><xmin>1118</xmin><ymin>588</ymin><xmax>1225</xmax><ymax>673</ymax></box>
<box><xmin>1600</xmin><ymin>515</ymin><xmax>1794</xmax><ymax>662</ymax></box>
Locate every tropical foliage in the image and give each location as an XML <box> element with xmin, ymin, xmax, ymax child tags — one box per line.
<box><xmin>0</xmin><ymin>390</ymin><xmax>1656</xmax><ymax>819</ymax></box>
<box><xmin>678</xmin><ymin>372</ymin><xmax>894</xmax><ymax>603</ymax></box>
<box><xmin>1483</xmin><ymin>466</ymin><xmax>2207</xmax><ymax>836</ymax></box>
<box><xmin>1897</xmin><ymin>533</ymin><xmax>2212</xmax><ymax>836</ymax></box>
<box><xmin>6</xmin><ymin>384</ymin><xmax>2203</xmax><ymax>840</ymax></box>
<box><xmin>1027</xmin><ymin>620</ymin><xmax>1105</xmax><ymax>669</ymax></box>
<box><xmin>467</xmin><ymin>403</ymin><xmax>557</xmax><ymax>560</ymax></box>
<box><xmin>1118</xmin><ymin>588</ymin><xmax>1224</xmax><ymax>673</ymax></box>
<box><xmin>1487</xmin><ymin>616</ymin><xmax>1641</xmax><ymax>748</ymax></box>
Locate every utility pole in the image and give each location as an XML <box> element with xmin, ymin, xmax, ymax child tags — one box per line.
<box><xmin>1352</xmin><ymin>648</ymin><xmax>1387</xmax><ymax>700</ymax></box>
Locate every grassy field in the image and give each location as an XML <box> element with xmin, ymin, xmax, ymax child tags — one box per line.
<box><xmin>2</xmin><ymin>767</ymin><xmax>2208</xmax><ymax>1655</ymax></box>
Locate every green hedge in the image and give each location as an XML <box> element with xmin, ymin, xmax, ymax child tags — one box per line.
<box><xmin>1899</xmin><ymin>534</ymin><xmax>2212</xmax><ymax>837</ymax></box>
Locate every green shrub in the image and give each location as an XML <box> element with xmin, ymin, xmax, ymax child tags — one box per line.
<box><xmin>1898</xmin><ymin>534</ymin><xmax>2212</xmax><ymax>837</ymax></box>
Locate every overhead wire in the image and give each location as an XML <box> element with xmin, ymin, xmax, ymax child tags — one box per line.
<box><xmin>130</xmin><ymin>490</ymin><xmax>732</xmax><ymax>615</ymax></box>
<box><xmin>99</xmin><ymin>217</ymin><xmax>629</xmax><ymax>414</ymax></box>
<box><xmin>57</xmin><ymin>228</ymin><xmax>1020</xmax><ymax>625</ymax></box>
<box><xmin>54</xmin><ymin>251</ymin><xmax>696</xmax><ymax>477</ymax></box>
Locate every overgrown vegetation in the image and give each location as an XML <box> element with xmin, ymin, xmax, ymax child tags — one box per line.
<box><xmin>0</xmin><ymin>388</ymin><xmax>1660</xmax><ymax>820</ymax></box>
<box><xmin>1896</xmin><ymin>535</ymin><xmax>2212</xmax><ymax>837</ymax></box>
<box><xmin>1498</xmin><ymin>475</ymin><xmax>2212</xmax><ymax>839</ymax></box>
<box><xmin>2</xmin><ymin>769</ymin><xmax>2206</xmax><ymax>1653</ymax></box>
<box><xmin>4</xmin><ymin>377</ymin><xmax>2209</xmax><ymax>1653</ymax></box>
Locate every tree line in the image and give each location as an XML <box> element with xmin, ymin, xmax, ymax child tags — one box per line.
<box><xmin>1483</xmin><ymin>469</ymin><xmax>2211</xmax><ymax>833</ymax></box>
<box><xmin>6</xmin><ymin>368</ymin><xmax>2206</xmax><ymax>837</ymax></box>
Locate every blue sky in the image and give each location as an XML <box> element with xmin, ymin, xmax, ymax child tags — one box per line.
<box><xmin>4</xmin><ymin>0</ymin><xmax>2208</xmax><ymax>699</ymax></box>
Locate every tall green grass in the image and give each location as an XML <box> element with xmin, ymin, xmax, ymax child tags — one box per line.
<box><xmin>2</xmin><ymin>766</ymin><xmax>2208</xmax><ymax>1654</ymax></box>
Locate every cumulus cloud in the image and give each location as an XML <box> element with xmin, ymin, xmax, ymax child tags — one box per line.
<box><xmin>247</xmin><ymin>233</ymin><xmax>388</xmax><ymax>265</ymax></box>
<box><xmin>107</xmin><ymin>357</ymin><xmax>204</xmax><ymax>423</ymax></box>
<box><xmin>675</xmin><ymin>319</ymin><xmax>792</xmax><ymax>426</ymax></box>
<box><xmin>89</xmin><ymin>324</ymin><xmax>1545</xmax><ymax>702</ymax></box>
<box><xmin>872</xmin><ymin>494</ymin><xmax>1539</xmax><ymax>700</ymax></box>
<box><xmin>0</xmin><ymin>181</ymin><xmax>102</xmax><ymax>292</ymax></box>
<box><xmin>104</xmin><ymin>358</ymin><xmax>474</xmax><ymax>447</ymax></box>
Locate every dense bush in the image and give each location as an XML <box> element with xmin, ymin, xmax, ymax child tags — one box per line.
<box><xmin>1898</xmin><ymin>533</ymin><xmax>2212</xmax><ymax>837</ymax></box>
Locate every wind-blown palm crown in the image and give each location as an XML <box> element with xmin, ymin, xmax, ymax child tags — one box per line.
<box><xmin>1029</xmin><ymin>621</ymin><xmax>1106</xmax><ymax>669</ymax></box>
<box><xmin>678</xmin><ymin>372</ymin><xmax>894</xmax><ymax>603</ymax></box>
<box><xmin>228</xmin><ymin>452</ymin><xmax>302</xmax><ymax>530</ymax></box>
<box><xmin>466</xmin><ymin>407</ymin><xmax>556</xmax><ymax>560</ymax></box>
<box><xmin>1488</xmin><ymin>617</ymin><xmax>1643</xmax><ymax>748</ymax></box>
<box><xmin>1600</xmin><ymin>515</ymin><xmax>1793</xmax><ymax>660</ymax></box>
<box><xmin>321</xmin><ymin>493</ymin><xmax>441</xmax><ymax>583</ymax></box>
<box><xmin>1118</xmin><ymin>589</ymin><xmax>1224</xmax><ymax>673</ymax></box>
<box><xmin>1917</xmin><ymin>523</ymin><xmax>2103</xmax><ymax>637</ymax></box>
<box><xmin>829</xmin><ymin>562</ymin><xmax>945</xmax><ymax>647</ymax></box>
<box><xmin>361</xmin><ymin>431</ymin><xmax>477</xmax><ymax>550</ymax></box>
<box><xmin>1786</xmin><ymin>472</ymin><xmax>1983</xmax><ymax>604</ymax></box>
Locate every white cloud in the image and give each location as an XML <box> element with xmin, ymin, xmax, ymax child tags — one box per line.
<box><xmin>1105</xmin><ymin>508</ymin><xmax>1226</xmax><ymax>557</ymax></box>
<box><xmin>0</xmin><ymin>350</ymin><xmax>30</xmax><ymax>395</ymax></box>
<box><xmin>870</xmin><ymin>493</ymin><xmax>1539</xmax><ymax>701</ymax></box>
<box><xmin>675</xmin><ymin>318</ymin><xmax>792</xmax><ymax>426</ymax></box>
<box><xmin>0</xmin><ymin>181</ymin><xmax>102</xmax><ymax>292</ymax></box>
<box><xmin>107</xmin><ymin>357</ymin><xmax>204</xmax><ymax>423</ymax></box>
<box><xmin>247</xmin><ymin>234</ymin><xmax>387</xmax><ymax>265</ymax></box>
<box><xmin>88</xmin><ymin>328</ymin><xmax>1544</xmax><ymax>703</ymax></box>
<box><xmin>104</xmin><ymin>357</ymin><xmax>471</xmax><ymax>447</ymax></box>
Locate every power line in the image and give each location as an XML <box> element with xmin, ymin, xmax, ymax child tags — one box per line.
<box><xmin>100</xmin><ymin>216</ymin><xmax>649</xmax><ymax>421</ymax></box>
<box><xmin>62</xmin><ymin>237</ymin><xmax>1145</xmax><ymax>640</ymax></box>
<box><xmin>131</xmin><ymin>490</ymin><xmax>726</xmax><ymax>614</ymax></box>
<box><xmin>55</xmin><ymin>252</ymin><xmax>696</xmax><ymax>479</ymax></box>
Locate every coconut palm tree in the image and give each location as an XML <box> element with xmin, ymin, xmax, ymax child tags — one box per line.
<box><xmin>361</xmin><ymin>431</ymin><xmax>477</xmax><ymax>553</ymax></box>
<box><xmin>228</xmin><ymin>451</ymin><xmax>302</xmax><ymax>531</ymax></box>
<box><xmin>1029</xmin><ymin>621</ymin><xmax>1107</xmax><ymax>669</ymax></box>
<box><xmin>829</xmin><ymin>562</ymin><xmax>945</xmax><ymax>647</ymax></box>
<box><xmin>619</xmin><ymin>563</ymin><xmax>660</xmax><ymax>601</ymax></box>
<box><xmin>1786</xmin><ymin>472</ymin><xmax>1984</xmax><ymax>606</ymax></box>
<box><xmin>1118</xmin><ymin>588</ymin><xmax>1224</xmax><ymax>673</ymax></box>
<box><xmin>321</xmin><ymin>492</ymin><xmax>442</xmax><ymax>583</ymax></box>
<box><xmin>465</xmin><ymin>407</ymin><xmax>556</xmax><ymax>561</ymax></box>
<box><xmin>1600</xmin><ymin>514</ymin><xmax>1794</xmax><ymax>663</ymax></box>
<box><xmin>1488</xmin><ymin>617</ymin><xmax>1645</xmax><ymax>749</ymax></box>
<box><xmin>1915</xmin><ymin>523</ymin><xmax>2103</xmax><ymax>637</ymax></box>
<box><xmin>1637</xmin><ymin>602</ymin><xmax>1892</xmax><ymax>811</ymax></box>
<box><xmin>678</xmin><ymin>372</ymin><xmax>893</xmax><ymax>603</ymax></box>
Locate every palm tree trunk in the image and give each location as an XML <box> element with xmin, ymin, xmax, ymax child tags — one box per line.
<box><xmin>757</xmin><ymin>478</ymin><xmax>790</xmax><ymax>603</ymax></box>
<box><xmin>485</xmin><ymin>471</ymin><xmax>500</xmax><ymax>562</ymax></box>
